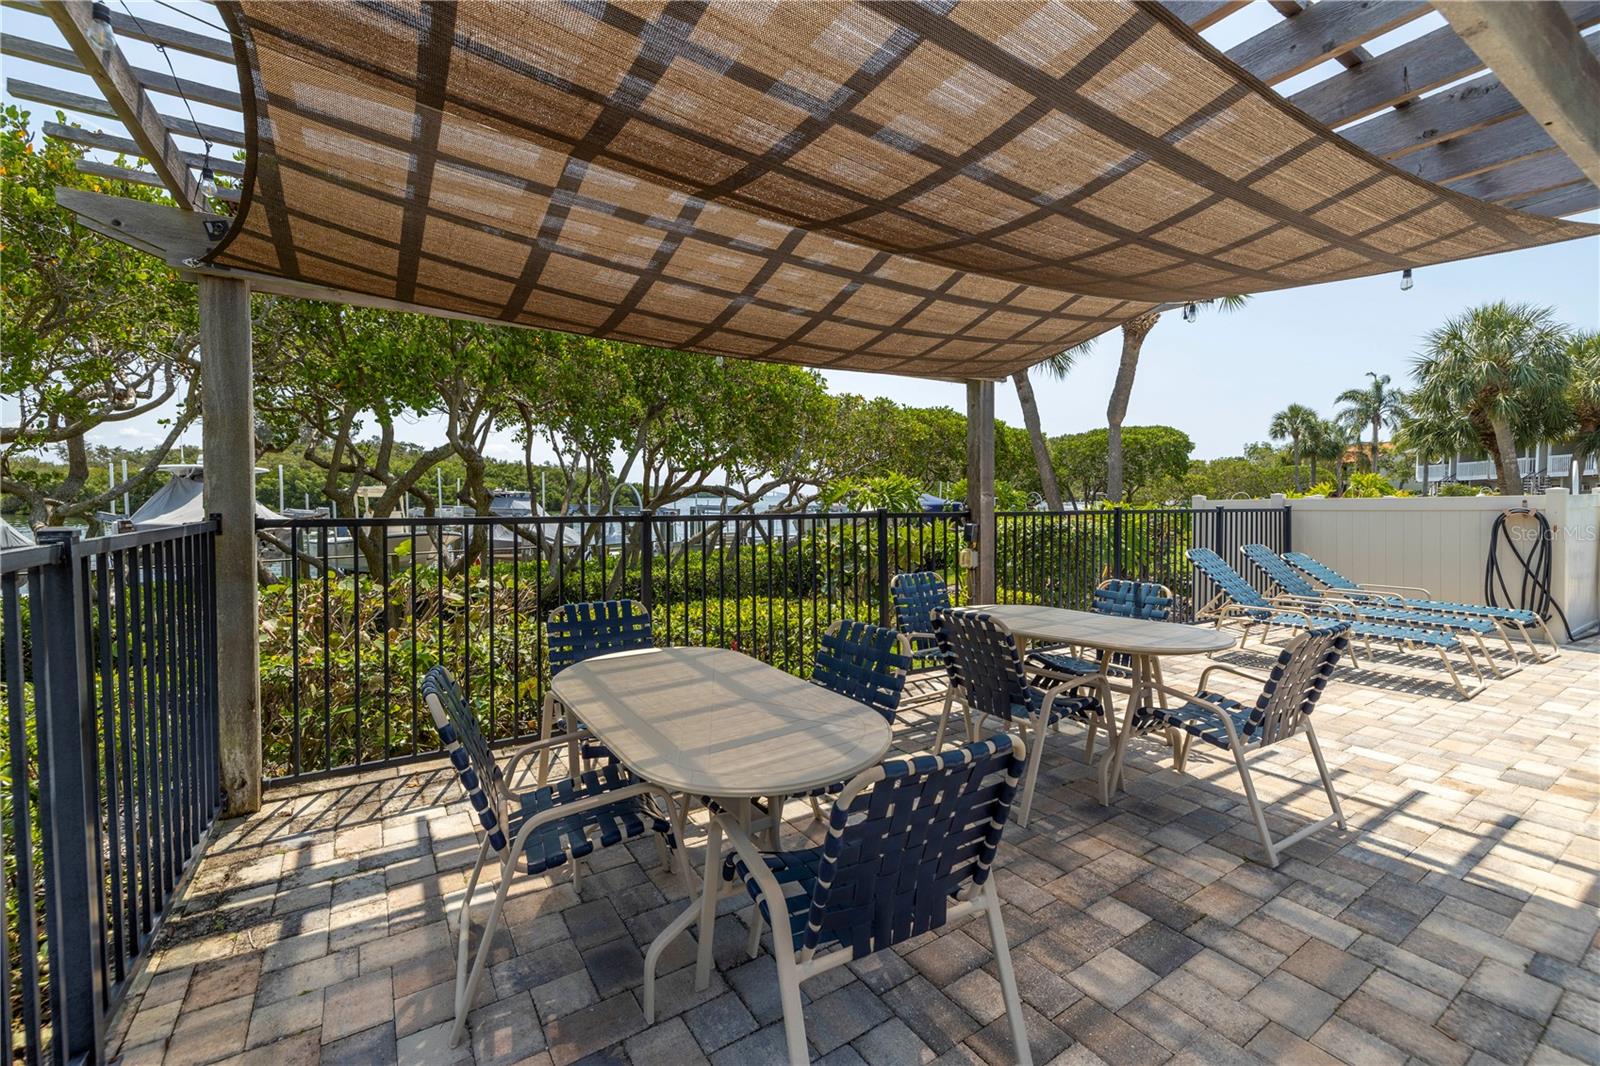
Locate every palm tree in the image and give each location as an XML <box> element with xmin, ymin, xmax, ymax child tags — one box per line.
<box><xmin>1303</xmin><ymin>417</ymin><xmax>1350</xmax><ymax>493</ymax></box>
<box><xmin>1062</xmin><ymin>296</ymin><xmax>1247</xmax><ymax>502</ymax></box>
<box><xmin>1395</xmin><ymin>404</ymin><xmax>1471</xmax><ymax>496</ymax></box>
<box><xmin>1335</xmin><ymin>372</ymin><xmax>1406</xmax><ymax>476</ymax></box>
<box><xmin>1010</xmin><ymin>346</ymin><xmax>1085</xmax><ymax>510</ymax></box>
<box><xmin>1563</xmin><ymin>330</ymin><xmax>1600</xmax><ymax>491</ymax></box>
<box><xmin>1411</xmin><ymin>302</ymin><xmax>1571</xmax><ymax>495</ymax></box>
<box><xmin>1268</xmin><ymin>403</ymin><xmax>1319</xmax><ymax>491</ymax></box>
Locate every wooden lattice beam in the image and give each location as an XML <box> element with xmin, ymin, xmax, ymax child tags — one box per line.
<box><xmin>1437</xmin><ymin>0</ymin><xmax>1600</xmax><ymax>190</ymax></box>
<box><xmin>1224</xmin><ymin>0</ymin><xmax>1430</xmax><ymax>85</ymax></box>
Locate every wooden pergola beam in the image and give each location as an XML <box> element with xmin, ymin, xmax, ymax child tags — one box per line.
<box><xmin>1338</xmin><ymin>36</ymin><xmax>1586</xmax><ymax>160</ymax></box>
<box><xmin>1391</xmin><ymin>113</ymin><xmax>1560</xmax><ymax>186</ymax></box>
<box><xmin>2</xmin><ymin>0</ymin><xmax>232</xmax><ymax>60</ymax></box>
<box><xmin>1504</xmin><ymin>182</ymin><xmax>1599</xmax><ymax>218</ymax></box>
<box><xmin>1224</xmin><ymin>0</ymin><xmax>1430</xmax><ymax>85</ymax></box>
<box><xmin>1289</xmin><ymin>0</ymin><xmax>1600</xmax><ymax>128</ymax></box>
<box><xmin>1436</xmin><ymin>0</ymin><xmax>1600</xmax><ymax>190</ymax></box>
<box><xmin>45</xmin><ymin>121</ymin><xmax>246</xmax><ymax>177</ymax></box>
<box><xmin>1162</xmin><ymin>1</ymin><xmax>1250</xmax><ymax>32</ymax></box>
<box><xmin>1446</xmin><ymin>153</ymin><xmax>1586</xmax><ymax>205</ymax></box>
<box><xmin>73</xmin><ymin>158</ymin><xmax>242</xmax><ymax>202</ymax></box>
<box><xmin>2</xmin><ymin>32</ymin><xmax>244</xmax><ymax>111</ymax></box>
<box><xmin>8</xmin><ymin>77</ymin><xmax>247</xmax><ymax>148</ymax></box>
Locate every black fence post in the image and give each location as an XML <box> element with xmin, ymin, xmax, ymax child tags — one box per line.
<box><xmin>1282</xmin><ymin>503</ymin><xmax>1293</xmax><ymax>553</ymax></box>
<box><xmin>876</xmin><ymin>509</ymin><xmax>891</xmax><ymax>628</ymax></box>
<box><xmin>1213</xmin><ymin>504</ymin><xmax>1227</xmax><ymax>554</ymax></box>
<box><xmin>639</xmin><ymin>510</ymin><xmax>655</xmax><ymax>610</ymax></box>
<box><xmin>1112</xmin><ymin>508</ymin><xmax>1125</xmax><ymax>579</ymax></box>
<box><xmin>32</xmin><ymin>529</ymin><xmax>106</xmax><ymax>1066</ymax></box>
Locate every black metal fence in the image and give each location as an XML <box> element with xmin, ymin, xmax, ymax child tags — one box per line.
<box><xmin>254</xmin><ymin>510</ymin><xmax>966</xmax><ymax>782</ymax></box>
<box><xmin>995</xmin><ymin>505</ymin><xmax>1290</xmax><ymax>621</ymax></box>
<box><xmin>1</xmin><ymin>520</ymin><xmax>220</xmax><ymax>1066</ymax></box>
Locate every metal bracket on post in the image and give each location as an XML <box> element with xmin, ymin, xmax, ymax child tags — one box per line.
<box><xmin>32</xmin><ymin>528</ymin><xmax>107</xmax><ymax>1065</ymax></box>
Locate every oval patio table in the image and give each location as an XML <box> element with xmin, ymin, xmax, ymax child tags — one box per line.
<box><xmin>968</xmin><ymin>604</ymin><xmax>1236</xmax><ymax>801</ymax></box>
<box><xmin>549</xmin><ymin>645</ymin><xmax>893</xmax><ymax>1005</ymax></box>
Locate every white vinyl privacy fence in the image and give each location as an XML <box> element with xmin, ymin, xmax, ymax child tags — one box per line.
<box><xmin>1195</xmin><ymin>490</ymin><xmax>1600</xmax><ymax>641</ymax></box>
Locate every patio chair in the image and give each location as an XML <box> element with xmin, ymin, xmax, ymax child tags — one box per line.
<box><xmin>931</xmin><ymin>608</ymin><xmax>1104</xmax><ymax>822</ymax></box>
<box><xmin>1239</xmin><ymin>544</ymin><xmax>1515</xmax><ymax>674</ymax></box>
<box><xmin>697</xmin><ymin>734</ymin><xmax>1035</xmax><ymax>1066</ymax></box>
<box><xmin>1282</xmin><ymin>550</ymin><xmax>1558</xmax><ymax>661</ymax></box>
<box><xmin>1028</xmin><ymin>578</ymin><xmax>1174</xmax><ymax>760</ymax></box>
<box><xmin>1188</xmin><ymin>548</ymin><xmax>1486</xmax><ymax>699</ymax></box>
<box><xmin>800</xmin><ymin>619</ymin><xmax>913</xmax><ymax>819</ymax></box>
<box><xmin>1109</xmin><ymin>623</ymin><xmax>1350</xmax><ymax>867</ymax></box>
<box><xmin>890</xmin><ymin>570</ymin><xmax>951</xmax><ymax>668</ymax></box>
<box><xmin>421</xmin><ymin>666</ymin><xmax>679</xmax><ymax>1047</ymax></box>
<box><xmin>537</xmin><ymin>599</ymin><xmax>653</xmax><ymax>785</ymax></box>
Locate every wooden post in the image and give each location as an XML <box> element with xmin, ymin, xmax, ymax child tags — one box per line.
<box><xmin>199</xmin><ymin>275</ymin><xmax>261</xmax><ymax>814</ymax></box>
<box><xmin>966</xmin><ymin>380</ymin><xmax>996</xmax><ymax>605</ymax></box>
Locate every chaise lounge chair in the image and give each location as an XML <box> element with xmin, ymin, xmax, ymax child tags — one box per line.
<box><xmin>1282</xmin><ymin>550</ymin><xmax>1559</xmax><ymax>661</ymax></box>
<box><xmin>1188</xmin><ymin>547</ymin><xmax>1486</xmax><ymax>699</ymax></box>
<box><xmin>1239</xmin><ymin>544</ymin><xmax>1517</xmax><ymax>676</ymax></box>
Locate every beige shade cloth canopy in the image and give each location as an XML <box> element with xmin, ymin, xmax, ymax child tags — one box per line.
<box><xmin>210</xmin><ymin>0</ymin><xmax>1597</xmax><ymax>379</ymax></box>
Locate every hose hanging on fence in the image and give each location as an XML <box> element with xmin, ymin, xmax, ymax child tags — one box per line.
<box><xmin>1485</xmin><ymin>508</ymin><xmax>1575</xmax><ymax>642</ymax></box>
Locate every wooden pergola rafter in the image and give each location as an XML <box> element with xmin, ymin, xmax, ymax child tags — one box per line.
<box><xmin>2</xmin><ymin>0</ymin><xmax>1597</xmax><ymax>820</ymax></box>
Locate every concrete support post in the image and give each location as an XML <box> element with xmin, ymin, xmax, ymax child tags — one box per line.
<box><xmin>199</xmin><ymin>275</ymin><xmax>261</xmax><ymax>815</ymax></box>
<box><xmin>965</xmin><ymin>380</ymin><xmax>996</xmax><ymax>605</ymax></box>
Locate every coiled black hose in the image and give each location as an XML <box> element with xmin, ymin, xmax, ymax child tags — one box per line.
<box><xmin>1486</xmin><ymin>508</ymin><xmax>1575</xmax><ymax>642</ymax></box>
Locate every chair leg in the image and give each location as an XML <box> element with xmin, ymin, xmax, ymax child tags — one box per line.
<box><xmin>773</xmin><ymin>944</ymin><xmax>810</xmax><ymax>1066</ymax></box>
<box><xmin>451</xmin><ymin>848</ymin><xmax>516</xmax><ymax>1047</ymax></box>
<box><xmin>1304</xmin><ymin>722</ymin><xmax>1346</xmax><ymax>830</ymax></box>
<box><xmin>536</xmin><ymin>692</ymin><xmax>557</xmax><ymax>786</ymax></box>
<box><xmin>933</xmin><ymin>687</ymin><xmax>955</xmax><ymax>751</ymax></box>
<box><xmin>1229</xmin><ymin>745</ymin><xmax>1277</xmax><ymax>867</ymax></box>
<box><xmin>745</xmin><ymin>901</ymin><xmax>765</xmax><ymax>957</ymax></box>
<box><xmin>1017</xmin><ymin>718</ymin><xmax>1049</xmax><ymax>828</ymax></box>
<box><xmin>984</xmin><ymin>880</ymin><xmax>1033</xmax><ymax>1066</ymax></box>
<box><xmin>1082</xmin><ymin>718</ymin><xmax>1098</xmax><ymax>764</ymax></box>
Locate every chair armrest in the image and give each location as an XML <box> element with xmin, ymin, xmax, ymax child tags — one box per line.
<box><xmin>503</xmin><ymin>732</ymin><xmax>585</xmax><ymax>785</ymax></box>
<box><xmin>1360</xmin><ymin>580</ymin><xmax>1432</xmax><ymax>598</ymax></box>
<box><xmin>1217</xmin><ymin>602</ymin><xmax>1315</xmax><ymax>628</ymax></box>
<box><xmin>711</xmin><ymin>813</ymin><xmax>791</xmax><ymax>929</ymax></box>
<box><xmin>1198</xmin><ymin>662</ymin><xmax>1269</xmax><ymax>693</ymax></box>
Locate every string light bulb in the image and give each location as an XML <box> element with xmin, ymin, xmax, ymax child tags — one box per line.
<box><xmin>1400</xmin><ymin>268</ymin><xmax>1414</xmax><ymax>291</ymax></box>
<box><xmin>87</xmin><ymin>2</ymin><xmax>115</xmax><ymax>52</ymax></box>
<box><xmin>1181</xmin><ymin>302</ymin><xmax>1198</xmax><ymax>323</ymax></box>
<box><xmin>198</xmin><ymin>165</ymin><xmax>217</xmax><ymax>199</ymax></box>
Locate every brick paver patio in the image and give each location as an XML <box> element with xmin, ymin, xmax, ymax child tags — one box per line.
<box><xmin>109</xmin><ymin>635</ymin><xmax>1599</xmax><ymax>1066</ymax></box>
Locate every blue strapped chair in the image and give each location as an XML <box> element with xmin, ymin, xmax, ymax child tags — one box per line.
<box><xmin>1239</xmin><ymin>544</ymin><xmax>1514</xmax><ymax>675</ymax></box>
<box><xmin>931</xmin><ymin>608</ymin><xmax>1104</xmax><ymax>821</ymax></box>
<box><xmin>798</xmin><ymin>620</ymin><xmax>914</xmax><ymax>820</ymax></box>
<box><xmin>537</xmin><ymin>599</ymin><xmax>654</xmax><ymax>785</ymax></box>
<box><xmin>1282</xmin><ymin>549</ymin><xmax>1558</xmax><ymax>661</ymax></box>
<box><xmin>1111</xmin><ymin>624</ymin><xmax>1351</xmax><ymax>867</ymax></box>
<box><xmin>644</xmin><ymin>735</ymin><xmax>1034</xmax><ymax>1066</ymax></box>
<box><xmin>1189</xmin><ymin>548</ymin><xmax>1486</xmax><ymax>699</ymax></box>
<box><xmin>421</xmin><ymin>667</ymin><xmax>679</xmax><ymax>1046</ymax></box>
<box><xmin>890</xmin><ymin>571</ymin><xmax>951</xmax><ymax>668</ymax></box>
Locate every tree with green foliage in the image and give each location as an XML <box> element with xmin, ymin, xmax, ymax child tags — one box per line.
<box><xmin>1</xmin><ymin>107</ymin><xmax>200</xmax><ymax>528</ymax></box>
<box><xmin>1335</xmin><ymin>372</ymin><xmax>1407</xmax><ymax>475</ymax></box>
<box><xmin>1051</xmin><ymin>425</ymin><xmax>1194</xmax><ymax>506</ymax></box>
<box><xmin>1561</xmin><ymin>331</ymin><xmax>1600</xmax><ymax>492</ymax></box>
<box><xmin>1267</xmin><ymin>403</ymin><xmax>1320</xmax><ymax>491</ymax></box>
<box><xmin>1010</xmin><ymin>348</ymin><xmax>1080</xmax><ymax>509</ymax></box>
<box><xmin>1410</xmin><ymin>302</ymin><xmax>1571</xmax><ymax>495</ymax></box>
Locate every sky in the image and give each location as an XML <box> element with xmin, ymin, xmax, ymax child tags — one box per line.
<box><xmin>4</xmin><ymin>2</ymin><xmax>1598</xmax><ymax>465</ymax></box>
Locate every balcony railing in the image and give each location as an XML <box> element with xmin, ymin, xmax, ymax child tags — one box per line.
<box><xmin>2</xmin><ymin>520</ymin><xmax>220</xmax><ymax>1066</ymax></box>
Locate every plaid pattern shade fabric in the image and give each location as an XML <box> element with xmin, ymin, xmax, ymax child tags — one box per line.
<box><xmin>212</xmin><ymin>1</ymin><xmax>1596</xmax><ymax>379</ymax></box>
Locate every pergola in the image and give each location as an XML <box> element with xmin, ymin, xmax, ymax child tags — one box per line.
<box><xmin>5</xmin><ymin>0</ymin><xmax>1597</xmax><ymax>812</ymax></box>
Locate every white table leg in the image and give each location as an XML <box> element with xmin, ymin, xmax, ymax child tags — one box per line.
<box><xmin>694</xmin><ymin>812</ymin><xmax>727</xmax><ymax>990</ymax></box>
<box><xmin>1098</xmin><ymin>654</ymin><xmax>1151</xmax><ymax>803</ymax></box>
